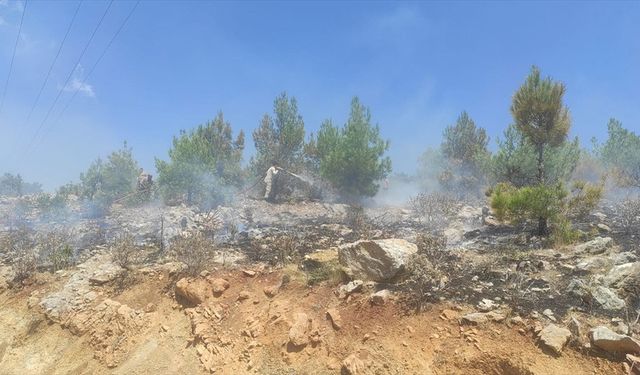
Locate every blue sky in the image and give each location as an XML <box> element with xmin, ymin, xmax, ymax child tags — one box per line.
<box><xmin>0</xmin><ymin>0</ymin><xmax>638</xmax><ymax>190</ymax></box>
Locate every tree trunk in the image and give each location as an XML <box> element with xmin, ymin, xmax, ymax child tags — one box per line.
<box><xmin>536</xmin><ymin>145</ymin><xmax>545</xmax><ymax>185</ymax></box>
<box><xmin>536</xmin><ymin>145</ymin><xmax>546</xmax><ymax>235</ymax></box>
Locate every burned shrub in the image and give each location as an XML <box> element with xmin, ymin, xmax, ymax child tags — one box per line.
<box><xmin>171</xmin><ymin>231</ymin><xmax>214</xmax><ymax>276</ymax></box>
<box><xmin>111</xmin><ymin>233</ymin><xmax>138</xmax><ymax>270</ymax></box>
<box><xmin>404</xmin><ymin>254</ymin><xmax>443</xmax><ymax>313</ymax></box>
<box><xmin>38</xmin><ymin>229</ymin><xmax>74</xmax><ymax>272</ymax></box>
<box><xmin>34</xmin><ymin>193</ymin><xmax>68</xmax><ymax>220</ymax></box>
<box><xmin>3</xmin><ymin>227</ymin><xmax>38</xmax><ymax>283</ymax></box>
<box><xmin>344</xmin><ymin>205</ymin><xmax>374</xmax><ymax>239</ymax></box>
<box><xmin>566</xmin><ymin>180</ymin><xmax>604</xmax><ymax>221</ymax></box>
<box><xmin>616</xmin><ymin>196</ymin><xmax>640</xmax><ymax>233</ymax></box>
<box><xmin>403</xmin><ymin>233</ymin><xmax>447</xmax><ymax>313</ymax></box>
<box><xmin>273</xmin><ymin>232</ymin><xmax>302</xmax><ymax>267</ymax></box>
<box><xmin>198</xmin><ymin>209</ymin><xmax>222</xmax><ymax>241</ymax></box>
<box><xmin>416</xmin><ymin>233</ymin><xmax>447</xmax><ymax>255</ymax></box>
<box><xmin>409</xmin><ymin>192</ymin><xmax>457</xmax><ymax>230</ymax></box>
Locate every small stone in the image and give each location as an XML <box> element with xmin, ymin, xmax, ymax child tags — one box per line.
<box><xmin>441</xmin><ymin>309</ymin><xmax>458</xmax><ymax>320</ymax></box>
<box><xmin>263</xmin><ymin>285</ymin><xmax>279</xmax><ymax>298</ymax></box>
<box><xmin>242</xmin><ymin>269</ymin><xmax>256</xmax><ymax>277</ymax></box>
<box><xmin>210</xmin><ymin>278</ymin><xmax>230</xmax><ymax>295</ymax></box>
<box><xmin>369</xmin><ymin>289</ymin><xmax>391</xmax><ymax>306</ymax></box>
<box><xmin>144</xmin><ymin>303</ymin><xmax>157</xmax><ymax>313</ymax></box>
<box><xmin>461</xmin><ymin>313</ymin><xmax>489</xmax><ymax>325</ymax></box>
<box><xmin>238</xmin><ymin>291</ymin><xmax>251</xmax><ymax>301</ymax></box>
<box><xmin>288</xmin><ymin>313</ymin><xmax>311</xmax><ymax>347</ymax></box>
<box><xmin>477</xmin><ymin>299</ymin><xmax>496</xmax><ymax>312</ymax></box>
<box><xmin>538</xmin><ymin>324</ymin><xmax>571</xmax><ymax>355</ymax></box>
<box><xmin>336</xmin><ymin>280</ymin><xmax>363</xmax><ymax>299</ymax></box>
<box><xmin>326</xmin><ymin>308</ymin><xmax>342</xmax><ymax>330</ymax></box>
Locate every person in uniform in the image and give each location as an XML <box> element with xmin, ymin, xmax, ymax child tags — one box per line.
<box><xmin>263</xmin><ymin>161</ymin><xmax>280</xmax><ymax>202</ymax></box>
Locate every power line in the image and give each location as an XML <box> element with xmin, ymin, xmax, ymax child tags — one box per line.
<box><xmin>46</xmin><ymin>0</ymin><xmax>140</xmax><ymax>139</ymax></box>
<box><xmin>25</xmin><ymin>0</ymin><xmax>114</xmax><ymax>152</ymax></box>
<box><xmin>0</xmin><ymin>0</ymin><xmax>28</xmax><ymax>120</ymax></box>
<box><xmin>25</xmin><ymin>0</ymin><xmax>83</xmax><ymax>124</ymax></box>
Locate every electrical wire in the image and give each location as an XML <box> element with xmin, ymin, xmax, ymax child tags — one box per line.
<box><xmin>24</xmin><ymin>0</ymin><xmax>82</xmax><ymax>124</ymax></box>
<box><xmin>25</xmin><ymin>0</ymin><xmax>114</xmax><ymax>152</ymax></box>
<box><xmin>0</xmin><ymin>0</ymin><xmax>28</xmax><ymax>120</ymax></box>
<box><xmin>45</xmin><ymin>0</ymin><xmax>140</xmax><ymax>140</ymax></box>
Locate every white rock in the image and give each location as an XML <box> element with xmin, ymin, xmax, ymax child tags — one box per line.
<box><xmin>338</xmin><ymin>239</ymin><xmax>417</xmax><ymax>282</ymax></box>
<box><xmin>590</xmin><ymin>326</ymin><xmax>640</xmax><ymax>354</ymax></box>
<box><xmin>592</xmin><ymin>286</ymin><xmax>626</xmax><ymax>311</ymax></box>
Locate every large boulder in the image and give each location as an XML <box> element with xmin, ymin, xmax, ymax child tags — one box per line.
<box><xmin>338</xmin><ymin>239</ymin><xmax>417</xmax><ymax>282</ymax></box>
<box><xmin>590</xmin><ymin>326</ymin><xmax>640</xmax><ymax>354</ymax></box>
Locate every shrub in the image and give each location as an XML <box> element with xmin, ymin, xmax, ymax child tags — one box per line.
<box><xmin>34</xmin><ymin>193</ymin><xmax>68</xmax><ymax>219</ymax></box>
<box><xmin>409</xmin><ymin>192</ymin><xmax>457</xmax><ymax>230</ymax></box>
<box><xmin>402</xmin><ymin>232</ymin><xmax>448</xmax><ymax>313</ymax></box>
<box><xmin>111</xmin><ymin>233</ymin><xmax>138</xmax><ymax>270</ymax></box>
<box><xmin>491</xmin><ymin>181</ymin><xmax>602</xmax><ymax>241</ymax></box>
<box><xmin>405</xmin><ymin>256</ymin><xmax>444</xmax><ymax>313</ymax></box>
<box><xmin>617</xmin><ymin>197</ymin><xmax>640</xmax><ymax>234</ymax></box>
<box><xmin>273</xmin><ymin>232</ymin><xmax>302</xmax><ymax>267</ymax></box>
<box><xmin>344</xmin><ymin>205</ymin><xmax>374</xmax><ymax>239</ymax></box>
<box><xmin>566</xmin><ymin>180</ymin><xmax>604</xmax><ymax>221</ymax></box>
<box><xmin>79</xmin><ymin>142</ymin><xmax>140</xmax><ymax>212</ymax></box>
<box><xmin>491</xmin><ymin>183</ymin><xmax>566</xmax><ymax>229</ymax></box>
<box><xmin>5</xmin><ymin>227</ymin><xmax>38</xmax><ymax>283</ymax></box>
<box><xmin>38</xmin><ymin>230</ymin><xmax>74</xmax><ymax>272</ymax></box>
<box><xmin>171</xmin><ymin>232</ymin><xmax>213</xmax><ymax>276</ymax></box>
<box><xmin>305</xmin><ymin>259</ymin><xmax>344</xmax><ymax>286</ymax></box>
<box><xmin>598</xmin><ymin>118</ymin><xmax>640</xmax><ymax>188</ymax></box>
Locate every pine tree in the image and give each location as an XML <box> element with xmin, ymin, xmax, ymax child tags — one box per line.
<box><xmin>511</xmin><ymin>66</ymin><xmax>571</xmax><ymax>234</ymax></box>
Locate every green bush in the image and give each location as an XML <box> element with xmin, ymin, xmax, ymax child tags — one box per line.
<box><xmin>566</xmin><ymin>180</ymin><xmax>604</xmax><ymax>220</ymax></box>
<box><xmin>598</xmin><ymin>118</ymin><xmax>640</xmax><ymax>188</ymax></box>
<box><xmin>439</xmin><ymin>112</ymin><xmax>491</xmax><ymax>197</ymax></box>
<box><xmin>79</xmin><ymin>142</ymin><xmax>140</xmax><ymax>212</ymax></box>
<box><xmin>491</xmin><ymin>181</ymin><xmax>602</xmax><ymax>242</ymax></box>
<box><xmin>0</xmin><ymin>173</ymin><xmax>42</xmax><ymax>197</ymax></box>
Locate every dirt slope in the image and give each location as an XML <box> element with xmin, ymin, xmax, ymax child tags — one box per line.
<box><xmin>0</xmin><ymin>264</ymin><xmax>624</xmax><ymax>375</ymax></box>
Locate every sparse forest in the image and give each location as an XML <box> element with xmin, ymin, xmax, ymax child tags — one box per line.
<box><xmin>1</xmin><ymin>68</ymin><xmax>639</xmax><ymax>374</ymax></box>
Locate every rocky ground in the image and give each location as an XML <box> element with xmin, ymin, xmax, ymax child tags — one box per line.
<box><xmin>0</xmin><ymin>194</ymin><xmax>638</xmax><ymax>374</ymax></box>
